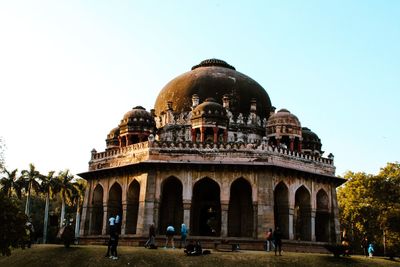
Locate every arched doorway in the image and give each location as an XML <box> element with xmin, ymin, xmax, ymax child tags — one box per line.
<box><xmin>191</xmin><ymin>178</ymin><xmax>221</xmax><ymax>236</ymax></box>
<box><xmin>228</xmin><ymin>178</ymin><xmax>253</xmax><ymax>237</ymax></box>
<box><xmin>294</xmin><ymin>186</ymin><xmax>311</xmax><ymax>241</ymax></box>
<box><xmin>107</xmin><ymin>183</ymin><xmax>122</xmax><ymax>234</ymax></box>
<box><xmin>91</xmin><ymin>184</ymin><xmax>103</xmax><ymax>235</ymax></box>
<box><xmin>274</xmin><ymin>182</ymin><xmax>289</xmax><ymax>239</ymax></box>
<box><xmin>126</xmin><ymin>180</ymin><xmax>140</xmax><ymax>234</ymax></box>
<box><xmin>158</xmin><ymin>177</ymin><xmax>183</xmax><ymax>235</ymax></box>
<box><xmin>315</xmin><ymin>189</ymin><xmax>330</xmax><ymax>242</ymax></box>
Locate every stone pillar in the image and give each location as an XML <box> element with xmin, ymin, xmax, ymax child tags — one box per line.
<box><xmin>298</xmin><ymin>138</ymin><xmax>302</xmax><ymax>152</ymax></box>
<box><xmin>121</xmin><ymin>201</ymin><xmax>128</xmax><ymax>235</ymax></box>
<box><xmin>253</xmin><ymin>203</ymin><xmax>258</xmax><ymax>239</ymax></box>
<box><xmin>223</xmin><ymin>129</ymin><xmax>228</xmax><ymax>143</ymax></box>
<box><xmin>289</xmin><ymin>137</ymin><xmax>295</xmax><ymax>151</ymax></box>
<box><xmin>191</xmin><ymin>128</ymin><xmax>196</xmax><ymax>143</ymax></box>
<box><xmin>311</xmin><ymin>209</ymin><xmax>316</xmax><ymax>241</ymax></box>
<box><xmin>200</xmin><ymin>127</ymin><xmax>205</xmax><ymax>143</ymax></box>
<box><xmin>102</xmin><ymin>204</ymin><xmax>108</xmax><ymax>235</ymax></box>
<box><xmin>79</xmin><ymin>186</ymin><xmax>91</xmax><ymax>236</ymax></box>
<box><xmin>126</xmin><ymin>135</ymin><xmax>130</xmax><ymax>146</ymax></box>
<box><xmin>220</xmin><ymin>201</ymin><xmax>229</xmax><ymax>237</ymax></box>
<box><xmin>183</xmin><ymin>200</ymin><xmax>191</xmax><ymax>232</ymax></box>
<box><xmin>331</xmin><ymin>187</ymin><xmax>341</xmax><ymax>243</ymax></box>
<box><xmin>87</xmin><ymin>206</ymin><xmax>93</xmax><ymax>235</ymax></box>
<box><xmin>288</xmin><ymin>207</ymin><xmax>294</xmax><ymax>240</ymax></box>
<box><xmin>213</xmin><ymin>127</ymin><xmax>218</xmax><ymax>143</ymax></box>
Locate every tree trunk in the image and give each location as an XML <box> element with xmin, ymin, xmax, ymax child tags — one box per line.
<box><xmin>75</xmin><ymin>203</ymin><xmax>81</xmax><ymax>240</ymax></box>
<box><xmin>43</xmin><ymin>192</ymin><xmax>50</xmax><ymax>244</ymax></box>
<box><xmin>25</xmin><ymin>181</ymin><xmax>32</xmax><ymax>216</ymax></box>
<box><xmin>60</xmin><ymin>197</ymin><xmax>66</xmax><ymax>228</ymax></box>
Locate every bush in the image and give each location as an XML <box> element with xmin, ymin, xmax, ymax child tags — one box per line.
<box><xmin>324</xmin><ymin>243</ymin><xmax>348</xmax><ymax>257</ymax></box>
<box><xmin>0</xmin><ymin>193</ymin><xmax>27</xmax><ymax>256</ymax></box>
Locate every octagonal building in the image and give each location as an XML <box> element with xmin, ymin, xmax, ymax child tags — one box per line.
<box><xmin>78</xmin><ymin>59</ymin><xmax>344</xmax><ymax>250</ymax></box>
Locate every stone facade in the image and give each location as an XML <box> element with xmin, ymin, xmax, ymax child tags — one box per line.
<box><xmin>78</xmin><ymin>59</ymin><xmax>345</xmax><ymax>248</ymax></box>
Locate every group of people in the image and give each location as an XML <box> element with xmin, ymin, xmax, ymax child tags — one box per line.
<box><xmin>144</xmin><ymin>223</ymin><xmax>188</xmax><ymax>249</ymax></box>
<box><xmin>105</xmin><ymin>214</ymin><xmax>121</xmax><ymax>260</ymax></box>
<box><xmin>264</xmin><ymin>227</ymin><xmax>283</xmax><ymax>256</ymax></box>
<box><xmin>361</xmin><ymin>236</ymin><xmax>374</xmax><ymax>258</ymax></box>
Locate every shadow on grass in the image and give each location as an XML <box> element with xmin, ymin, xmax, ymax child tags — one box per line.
<box><xmin>318</xmin><ymin>255</ymin><xmax>363</xmax><ymax>265</ymax></box>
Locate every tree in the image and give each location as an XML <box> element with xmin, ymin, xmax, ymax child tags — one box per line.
<box><xmin>0</xmin><ymin>168</ymin><xmax>19</xmax><ymax>197</ymax></box>
<box><xmin>0</xmin><ymin>192</ymin><xmax>27</xmax><ymax>256</ymax></box>
<box><xmin>70</xmin><ymin>179</ymin><xmax>87</xmax><ymax>239</ymax></box>
<box><xmin>38</xmin><ymin>171</ymin><xmax>59</xmax><ymax>244</ymax></box>
<box><xmin>57</xmin><ymin>170</ymin><xmax>74</xmax><ymax>228</ymax></box>
<box><xmin>0</xmin><ymin>137</ymin><xmax>5</xmax><ymax>171</ymax></box>
<box><xmin>337</xmin><ymin>162</ymin><xmax>400</xmax><ymax>258</ymax></box>
<box><xmin>21</xmin><ymin>163</ymin><xmax>41</xmax><ymax>216</ymax></box>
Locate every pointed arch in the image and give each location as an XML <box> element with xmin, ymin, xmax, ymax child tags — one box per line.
<box><xmin>191</xmin><ymin>177</ymin><xmax>221</xmax><ymax>236</ymax></box>
<box><xmin>274</xmin><ymin>181</ymin><xmax>289</xmax><ymax>239</ymax></box>
<box><xmin>294</xmin><ymin>185</ymin><xmax>311</xmax><ymax>241</ymax></box>
<box><xmin>91</xmin><ymin>184</ymin><xmax>103</xmax><ymax>235</ymax></box>
<box><xmin>126</xmin><ymin>180</ymin><xmax>140</xmax><ymax>234</ymax></box>
<box><xmin>107</xmin><ymin>182</ymin><xmax>122</xmax><ymax>234</ymax></box>
<box><xmin>158</xmin><ymin>176</ymin><xmax>183</xmax><ymax>235</ymax></box>
<box><xmin>316</xmin><ymin>189</ymin><xmax>330</xmax><ymax>242</ymax></box>
<box><xmin>228</xmin><ymin>177</ymin><xmax>253</xmax><ymax>237</ymax></box>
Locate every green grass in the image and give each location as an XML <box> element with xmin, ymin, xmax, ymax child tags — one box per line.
<box><xmin>0</xmin><ymin>244</ymin><xmax>399</xmax><ymax>267</ymax></box>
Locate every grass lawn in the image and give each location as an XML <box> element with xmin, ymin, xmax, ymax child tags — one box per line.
<box><xmin>1</xmin><ymin>244</ymin><xmax>399</xmax><ymax>267</ymax></box>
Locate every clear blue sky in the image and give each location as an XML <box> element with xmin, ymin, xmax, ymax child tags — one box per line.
<box><xmin>0</xmin><ymin>1</ymin><xmax>399</xmax><ymax>177</ymax></box>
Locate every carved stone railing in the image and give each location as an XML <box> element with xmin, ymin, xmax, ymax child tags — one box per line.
<box><xmin>88</xmin><ymin>140</ymin><xmax>335</xmax><ymax>174</ymax></box>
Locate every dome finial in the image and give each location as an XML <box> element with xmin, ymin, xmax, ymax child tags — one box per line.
<box><xmin>191</xmin><ymin>59</ymin><xmax>235</xmax><ymax>70</ymax></box>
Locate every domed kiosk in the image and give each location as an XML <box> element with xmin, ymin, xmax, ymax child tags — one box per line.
<box><xmin>78</xmin><ymin>59</ymin><xmax>344</xmax><ymax>251</ymax></box>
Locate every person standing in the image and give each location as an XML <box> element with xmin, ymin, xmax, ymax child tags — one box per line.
<box><xmin>361</xmin><ymin>236</ymin><xmax>368</xmax><ymax>257</ymax></box>
<box><xmin>165</xmin><ymin>224</ymin><xmax>175</xmax><ymax>248</ymax></box>
<box><xmin>115</xmin><ymin>214</ymin><xmax>121</xmax><ymax>234</ymax></box>
<box><xmin>273</xmin><ymin>227</ymin><xmax>282</xmax><ymax>256</ymax></box>
<box><xmin>368</xmin><ymin>243</ymin><xmax>374</xmax><ymax>258</ymax></box>
<box><xmin>180</xmin><ymin>223</ymin><xmax>188</xmax><ymax>249</ymax></box>
<box><xmin>105</xmin><ymin>215</ymin><xmax>116</xmax><ymax>258</ymax></box>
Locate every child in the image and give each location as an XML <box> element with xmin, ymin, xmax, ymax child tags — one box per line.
<box><xmin>368</xmin><ymin>243</ymin><xmax>374</xmax><ymax>258</ymax></box>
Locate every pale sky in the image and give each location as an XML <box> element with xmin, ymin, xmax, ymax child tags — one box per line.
<box><xmin>1</xmin><ymin>1</ymin><xmax>399</xmax><ymax>177</ymax></box>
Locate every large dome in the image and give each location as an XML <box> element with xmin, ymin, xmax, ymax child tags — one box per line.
<box><xmin>154</xmin><ymin>59</ymin><xmax>272</xmax><ymax>119</ymax></box>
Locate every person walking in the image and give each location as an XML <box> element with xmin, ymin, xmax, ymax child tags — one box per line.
<box><xmin>164</xmin><ymin>224</ymin><xmax>175</xmax><ymax>248</ymax></box>
<box><xmin>273</xmin><ymin>227</ymin><xmax>282</xmax><ymax>256</ymax></box>
<box><xmin>145</xmin><ymin>223</ymin><xmax>156</xmax><ymax>248</ymax></box>
<box><xmin>265</xmin><ymin>228</ymin><xmax>274</xmax><ymax>252</ymax></box>
<box><xmin>180</xmin><ymin>223</ymin><xmax>188</xmax><ymax>249</ymax></box>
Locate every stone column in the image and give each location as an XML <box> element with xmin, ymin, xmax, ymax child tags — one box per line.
<box><xmin>102</xmin><ymin>204</ymin><xmax>108</xmax><ymax>235</ymax></box>
<box><xmin>311</xmin><ymin>209</ymin><xmax>316</xmax><ymax>241</ymax></box>
<box><xmin>87</xmin><ymin>206</ymin><xmax>93</xmax><ymax>235</ymax></box>
<box><xmin>288</xmin><ymin>207</ymin><xmax>294</xmax><ymax>240</ymax></box>
<box><xmin>223</xmin><ymin>129</ymin><xmax>228</xmax><ymax>143</ymax></box>
<box><xmin>79</xmin><ymin>186</ymin><xmax>91</xmax><ymax>236</ymax></box>
<box><xmin>213</xmin><ymin>127</ymin><xmax>218</xmax><ymax>143</ymax></box>
<box><xmin>331</xmin><ymin>187</ymin><xmax>341</xmax><ymax>243</ymax></box>
<box><xmin>253</xmin><ymin>202</ymin><xmax>258</xmax><ymax>239</ymax></box>
<box><xmin>200</xmin><ymin>127</ymin><xmax>205</xmax><ymax>143</ymax></box>
<box><xmin>289</xmin><ymin>137</ymin><xmax>295</xmax><ymax>151</ymax></box>
<box><xmin>191</xmin><ymin>128</ymin><xmax>196</xmax><ymax>143</ymax></box>
<box><xmin>183</xmin><ymin>200</ymin><xmax>191</xmax><ymax>232</ymax></box>
<box><xmin>121</xmin><ymin>201</ymin><xmax>128</xmax><ymax>235</ymax></box>
<box><xmin>220</xmin><ymin>201</ymin><xmax>229</xmax><ymax>237</ymax></box>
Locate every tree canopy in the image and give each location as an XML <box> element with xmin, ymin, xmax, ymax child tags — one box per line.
<box><xmin>337</xmin><ymin>162</ymin><xmax>400</xmax><ymax>257</ymax></box>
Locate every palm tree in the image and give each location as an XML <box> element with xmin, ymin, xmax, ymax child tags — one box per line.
<box><xmin>57</xmin><ymin>170</ymin><xmax>75</xmax><ymax>228</ymax></box>
<box><xmin>0</xmin><ymin>168</ymin><xmax>19</xmax><ymax>197</ymax></box>
<box><xmin>70</xmin><ymin>180</ymin><xmax>87</xmax><ymax>239</ymax></box>
<box><xmin>39</xmin><ymin>171</ymin><xmax>60</xmax><ymax>243</ymax></box>
<box><xmin>21</xmin><ymin>163</ymin><xmax>41</xmax><ymax>216</ymax></box>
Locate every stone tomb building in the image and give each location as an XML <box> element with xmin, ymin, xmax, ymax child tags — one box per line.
<box><xmin>78</xmin><ymin>59</ymin><xmax>345</xmax><ymax>249</ymax></box>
